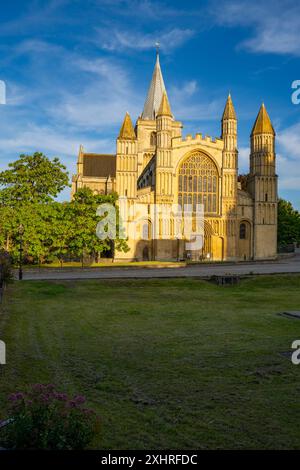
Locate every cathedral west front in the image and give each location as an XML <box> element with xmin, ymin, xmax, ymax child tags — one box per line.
<box><xmin>72</xmin><ymin>52</ymin><xmax>278</xmax><ymax>262</ymax></box>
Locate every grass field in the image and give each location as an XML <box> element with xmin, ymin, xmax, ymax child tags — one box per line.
<box><xmin>1</xmin><ymin>276</ymin><xmax>300</xmax><ymax>449</ymax></box>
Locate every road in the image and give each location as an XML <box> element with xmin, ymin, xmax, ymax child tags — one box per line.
<box><xmin>17</xmin><ymin>256</ymin><xmax>300</xmax><ymax>281</ymax></box>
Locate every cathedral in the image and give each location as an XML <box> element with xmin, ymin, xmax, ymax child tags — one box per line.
<box><xmin>72</xmin><ymin>52</ymin><xmax>278</xmax><ymax>262</ymax></box>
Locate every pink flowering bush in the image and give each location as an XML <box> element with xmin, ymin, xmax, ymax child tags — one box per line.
<box><xmin>0</xmin><ymin>384</ymin><xmax>100</xmax><ymax>449</ymax></box>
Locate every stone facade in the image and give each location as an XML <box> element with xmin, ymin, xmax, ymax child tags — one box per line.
<box><xmin>71</xmin><ymin>53</ymin><xmax>278</xmax><ymax>262</ymax></box>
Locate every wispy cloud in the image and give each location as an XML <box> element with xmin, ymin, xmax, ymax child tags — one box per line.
<box><xmin>169</xmin><ymin>80</ymin><xmax>225</xmax><ymax>122</ymax></box>
<box><xmin>93</xmin><ymin>0</ymin><xmax>195</xmax><ymax>21</ymax></box>
<box><xmin>211</xmin><ymin>0</ymin><xmax>300</xmax><ymax>56</ymax></box>
<box><xmin>276</xmin><ymin>122</ymin><xmax>300</xmax><ymax>190</ymax></box>
<box><xmin>275</xmin><ymin>124</ymin><xmax>300</xmax><ymax>204</ymax></box>
<box><xmin>50</xmin><ymin>56</ymin><xmax>143</xmax><ymax>128</ymax></box>
<box><xmin>277</xmin><ymin>122</ymin><xmax>300</xmax><ymax>160</ymax></box>
<box><xmin>0</xmin><ymin>0</ymin><xmax>72</xmax><ymax>37</ymax></box>
<box><xmin>96</xmin><ymin>27</ymin><xmax>195</xmax><ymax>53</ymax></box>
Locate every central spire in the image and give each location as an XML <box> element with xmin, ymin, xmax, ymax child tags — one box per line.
<box><xmin>141</xmin><ymin>51</ymin><xmax>169</xmax><ymax>120</ymax></box>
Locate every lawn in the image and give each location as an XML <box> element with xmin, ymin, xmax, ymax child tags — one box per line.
<box><xmin>1</xmin><ymin>276</ymin><xmax>300</xmax><ymax>449</ymax></box>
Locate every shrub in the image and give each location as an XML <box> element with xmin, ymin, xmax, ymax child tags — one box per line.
<box><xmin>0</xmin><ymin>384</ymin><xmax>100</xmax><ymax>449</ymax></box>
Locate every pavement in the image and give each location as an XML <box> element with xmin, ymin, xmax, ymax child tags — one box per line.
<box><xmin>16</xmin><ymin>255</ymin><xmax>300</xmax><ymax>281</ymax></box>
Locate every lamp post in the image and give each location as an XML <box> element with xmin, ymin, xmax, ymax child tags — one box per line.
<box><xmin>18</xmin><ymin>224</ymin><xmax>24</xmax><ymax>281</ymax></box>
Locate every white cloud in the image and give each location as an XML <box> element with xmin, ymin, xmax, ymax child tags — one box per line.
<box><xmin>50</xmin><ymin>57</ymin><xmax>143</xmax><ymax>128</ymax></box>
<box><xmin>170</xmin><ymin>80</ymin><xmax>198</xmax><ymax>100</ymax></box>
<box><xmin>107</xmin><ymin>0</ymin><xmax>185</xmax><ymax>20</ymax></box>
<box><xmin>277</xmin><ymin>122</ymin><xmax>300</xmax><ymax>160</ymax></box>
<box><xmin>211</xmin><ymin>0</ymin><xmax>300</xmax><ymax>56</ymax></box>
<box><xmin>276</xmin><ymin>122</ymin><xmax>300</xmax><ymax>191</ymax></box>
<box><xmin>0</xmin><ymin>0</ymin><xmax>71</xmax><ymax>37</ymax></box>
<box><xmin>169</xmin><ymin>79</ymin><xmax>225</xmax><ymax>122</ymax></box>
<box><xmin>0</xmin><ymin>124</ymin><xmax>112</xmax><ymax>159</ymax></box>
<box><xmin>96</xmin><ymin>27</ymin><xmax>195</xmax><ymax>53</ymax></box>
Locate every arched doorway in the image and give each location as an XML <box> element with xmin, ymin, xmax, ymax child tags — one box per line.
<box><xmin>184</xmin><ymin>220</ymin><xmax>215</xmax><ymax>261</ymax></box>
<box><xmin>135</xmin><ymin>219</ymin><xmax>153</xmax><ymax>261</ymax></box>
<box><xmin>142</xmin><ymin>246</ymin><xmax>149</xmax><ymax>261</ymax></box>
<box><xmin>238</xmin><ymin>221</ymin><xmax>251</xmax><ymax>261</ymax></box>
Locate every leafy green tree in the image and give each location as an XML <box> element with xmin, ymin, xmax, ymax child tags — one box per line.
<box><xmin>0</xmin><ymin>203</ymin><xmax>49</xmax><ymax>264</ymax></box>
<box><xmin>0</xmin><ymin>153</ymin><xmax>70</xmax><ymax>264</ymax></box>
<box><xmin>278</xmin><ymin>198</ymin><xmax>300</xmax><ymax>247</ymax></box>
<box><xmin>68</xmin><ymin>187</ymin><xmax>128</xmax><ymax>266</ymax></box>
<box><xmin>0</xmin><ymin>152</ymin><xmax>69</xmax><ymax>205</ymax></box>
<box><xmin>48</xmin><ymin>202</ymin><xmax>74</xmax><ymax>267</ymax></box>
<box><xmin>0</xmin><ymin>153</ymin><xmax>128</xmax><ymax>264</ymax></box>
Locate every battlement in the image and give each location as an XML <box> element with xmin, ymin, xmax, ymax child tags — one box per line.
<box><xmin>172</xmin><ymin>133</ymin><xmax>224</xmax><ymax>149</ymax></box>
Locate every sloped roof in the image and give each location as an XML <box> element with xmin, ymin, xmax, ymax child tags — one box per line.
<box><xmin>157</xmin><ymin>91</ymin><xmax>172</xmax><ymax>117</ymax></box>
<box><xmin>222</xmin><ymin>94</ymin><xmax>237</xmax><ymax>120</ymax></box>
<box><xmin>251</xmin><ymin>103</ymin><xmax>275</xmax><ymax>136</ymax></box>
<box><xmin>118</xmin><ymin>112</ymin><xmax>136</xmax><ymax>140</ymax></box>
<box><xmin>82</xmin><ymin>154</ymin><xmax>116</xmax><ymax>178</ymax></box>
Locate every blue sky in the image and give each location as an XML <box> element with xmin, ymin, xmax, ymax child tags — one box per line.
<box><xmin>0</xmin><ymin>0</ymin><xmax>299</xmax><ymax>208</ymax></box>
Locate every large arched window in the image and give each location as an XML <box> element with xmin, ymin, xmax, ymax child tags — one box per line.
<box><xmin>178</xmin><ymin>152</ymin><xmax>219</xmax><ymax>214</ymax></box>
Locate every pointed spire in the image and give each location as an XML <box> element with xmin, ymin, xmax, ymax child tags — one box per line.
<box><xmin>251</xmin><ymin>103</ymin><xmax>275</xmax><ymax>136</ymax></box>
<box><xmin>157</xmin><ymin>91</ymin><xmax>172</xmax><ymax>117</ymax></box>
<box><xmin>118</xmin><ymin>112</ymin><xmax>136</xmax><ymax>140</ymax></box>
<box><xmin>141</xmin><ymin>52</ymin><xmax>169</xmax><ymax>120</ymax></box>
<box><xmin>222</xmin><ymin>93</ymin><xmax>237</xmax><ymax>120</ymax></box>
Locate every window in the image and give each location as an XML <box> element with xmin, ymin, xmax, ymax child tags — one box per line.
<box><xmin>142</xmin><ymin>223</ymin><xmax>149</xmax><ymax>240</ymax></box>
<box><xmin>178</xmin><ymin>152</ymin><xmax>219</xmax><ymax>214</ymax></box>
<box><xmin>240</xmin><ymin>223</ymin><xmax>246</xmax><ymax>240</ymax></box>
<box><xmin>150</xmin><ymin>132</ymin><xmax>157</xmax><ymax>146</ymax></box>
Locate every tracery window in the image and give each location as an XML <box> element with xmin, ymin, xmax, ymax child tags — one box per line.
<box><xmin>178</xmin><ymin>153</ymin><xmax>219</xmax><ymax>214</ymax></box>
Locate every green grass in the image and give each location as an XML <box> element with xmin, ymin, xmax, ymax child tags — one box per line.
<box><xmin>1</xmin><ymin>276</ymin><xmax>300</xmax><ymax>449</ymax></box>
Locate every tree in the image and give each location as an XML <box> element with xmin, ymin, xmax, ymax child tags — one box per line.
<box><xmin>68</xmin><ymin>187</ymin><xmax>128</xmax><ymax>266</ymax></box>
<box><xmin>48</xmin><ymin>202</ymin><xmax>74</xmax><ymax>267</ymax></box>
<box><xmin>0</xmin><ymin>203</ymin><xmax>51</xmax><ymax>264</ymax></box>
<box><xmin>0</xmin><ymin>152</ymin><xmax>69</xmax><ymax>205</ymax></box>
<box><xmin>0</xmin><ymin>153</ymin><xmax>129</xmax><ymax>264</ymax></box>
<box><xmin>0</xmin><ymin>153</ymin><xmax>70</xmax><ymax>264</ymax></box>
<box><xmin>278</xmin><ymin>198</ymin><xmax>300</xmax><ymax>247</ymax></box>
